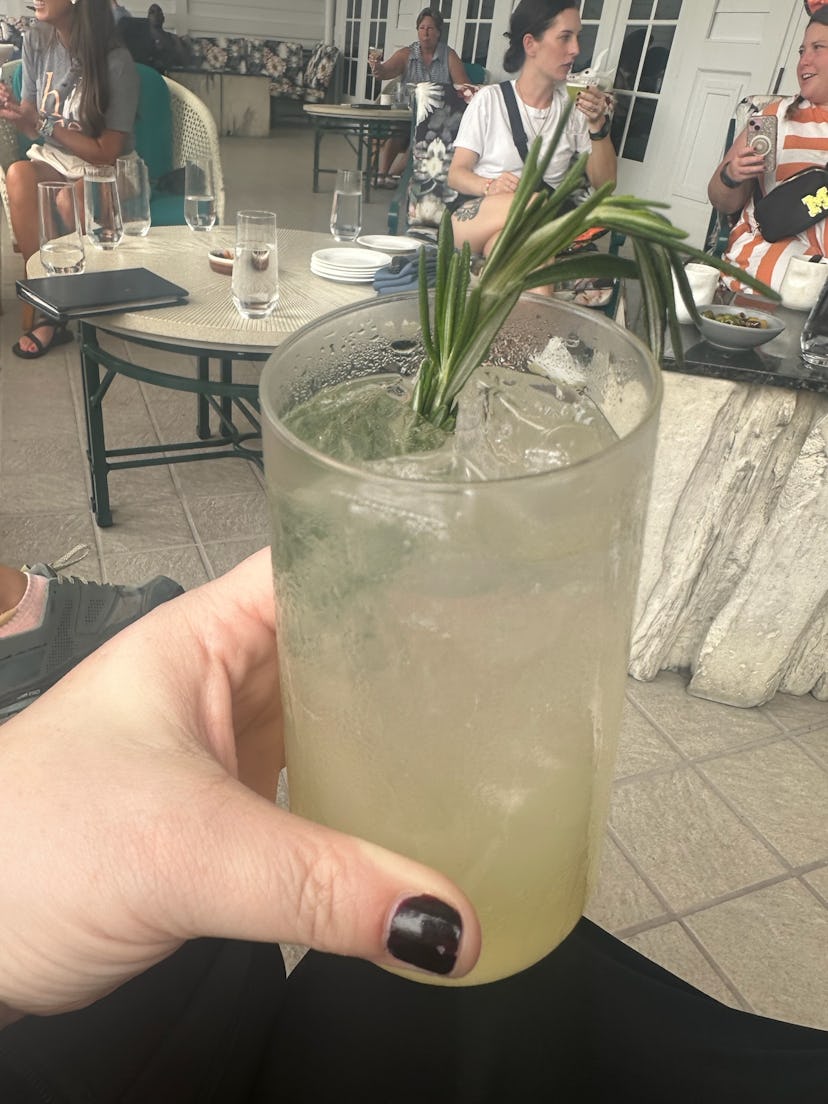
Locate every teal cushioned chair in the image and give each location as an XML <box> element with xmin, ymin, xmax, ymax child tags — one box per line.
<box><xmin>10</xmin><ymin>60</ymin><xmax>183</xmax><ymax>224</ymax></box>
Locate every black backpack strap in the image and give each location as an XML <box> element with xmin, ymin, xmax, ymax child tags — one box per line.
<box><xmin>499</xmin><ymin>79</ymin><xmax>529</xmax><ymax>163</ymax></box>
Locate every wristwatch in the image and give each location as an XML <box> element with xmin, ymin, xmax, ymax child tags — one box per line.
<box><xmin>719</xmin><ymin>163</ymin><xmax>742</xmax><ymax>189</ymax></box>
<box><xmin>37</xmin><ymin>112</ymin><xmax>60</xmax><ymax>139</ymax></box>
<box><xmin>588</xmin><ymin>117</ymin><xmax>611</xmax><ymax>141</ymax></box>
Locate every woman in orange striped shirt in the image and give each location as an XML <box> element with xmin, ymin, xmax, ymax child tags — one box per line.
<box><xmin>709</xmin><ymin>9</ymin><xmax>828</xmax><ymax>292</ymax></box>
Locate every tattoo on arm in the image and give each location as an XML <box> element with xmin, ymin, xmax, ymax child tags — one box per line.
<box><xmin>454</xmin><ymin>198</ymin><xmax>482</xmax><ymax>221</ymax></box>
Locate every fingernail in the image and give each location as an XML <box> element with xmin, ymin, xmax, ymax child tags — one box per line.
<box><xmin>387</xmin><ymin>894</ymin><xmax>462</xmax><ymax>976</ymax></box>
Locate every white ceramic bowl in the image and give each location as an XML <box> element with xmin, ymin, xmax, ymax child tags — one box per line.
<box><xmin>695</xmin><ymin>304</ymin><xmax>784</xmax><ymax>350</ymax></box>
<box><xmin>208</xmin><ymin>248</ymin><xmax>234</xmax><ymax>276</ymax></box>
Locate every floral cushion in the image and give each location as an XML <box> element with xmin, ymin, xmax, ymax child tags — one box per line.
<box><xmin>172</xmin><ymin>35</ymin><xmax>332</xmax><ymax>101</ymax></box>
<box><xmin>407</xmin><ymin>82</ymin><xmax>471</xmax><ymax>237</ymax></box>
<box><xmin>304</xmin><ymin>43</ymin><xmax>339</xmax><ymax>103</ymax></box>
<box><xmin>0</xmin><ymin>14</ymin><xmax>34</xmax><ymax>51</ymax></box>
<box><xmin>186</xmin><ymin>37</ymin><xmax>230</xmax><ymax>72</ymax></box>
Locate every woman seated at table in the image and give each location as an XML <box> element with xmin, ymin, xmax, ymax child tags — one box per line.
<box><xmin>369</xmin><ymin>7</ymin><xmax>468</xmax><ymax>186</ymax></box>
<box><xmin>0</xmin><ymin>0</ymin><xmax>139</xmax><ymax>359</ymax></box>
<box><xmin>446</xmin><ymin>0</ymin><xmax>615</xmax><ymax>265</ymax></box>
<box><xmin>708</xmin><ymin>7</ymin><xmax>828</xmax><ymax>293</ymax></box>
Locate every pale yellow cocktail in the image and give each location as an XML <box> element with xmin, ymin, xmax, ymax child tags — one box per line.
<box><xmin>261</xmin><ymin>294</ymin><xmax>661</xmax><ymax>985</ymax></box>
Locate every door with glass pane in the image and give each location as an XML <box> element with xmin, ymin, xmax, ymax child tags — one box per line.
<box><xmin>340</xmin><ymin>0</ymin><xmax>391</xmax><ymax>102</ymax></box>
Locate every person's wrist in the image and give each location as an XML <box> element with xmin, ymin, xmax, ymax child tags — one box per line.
<box><xmin>482</xmin><ymin>177</ymin><xmax>492</xmax><ymax>196</ymax></box>
<box><xmin>719</xmin><ymin>162</ymin><xmax>743</xmax><ymax>189</ymax></box>
<box><xmin>588</xmin><ymin>116</ymin><xmax>611</xmax><ymax>141</ymax></box>
<box><xmin>37</xmin><ymin>112</ymin><xmax>59</xmax><ymax>140</ymax></box>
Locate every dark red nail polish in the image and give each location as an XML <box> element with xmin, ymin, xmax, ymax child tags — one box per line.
<box><xmin>387</xmin><ymin>894</ymin><xmax>461</xmax><ymax>976</ymax></box>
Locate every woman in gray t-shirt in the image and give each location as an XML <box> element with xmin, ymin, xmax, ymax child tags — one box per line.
<box><xmin>0</xmin><ymin>0</ymin><xmax>139</xmax><ymax>358</ymax></box>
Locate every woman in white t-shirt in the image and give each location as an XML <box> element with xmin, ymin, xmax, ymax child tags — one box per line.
<box><xmin>447</xmin><ymin>0</ymin><xmax>615</xmax><ymax>259</ymax></box>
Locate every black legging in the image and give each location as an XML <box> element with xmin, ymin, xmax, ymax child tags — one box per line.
<box><xmin>1</xmin><ymin>919</ymin><xmax>826</xmax><ymax>1102</ymax></box>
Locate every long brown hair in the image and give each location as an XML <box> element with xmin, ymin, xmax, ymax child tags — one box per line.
<box><xmin>65</xmin><ymin>0</ymin><xmax>117</xmax><ymax>136</ymax></box>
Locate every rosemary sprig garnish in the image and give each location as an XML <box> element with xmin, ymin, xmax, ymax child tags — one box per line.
<box><xmin>413</xmin><ymin>103</ymin><xmax>776</xmax><ymax>430</ymax></box>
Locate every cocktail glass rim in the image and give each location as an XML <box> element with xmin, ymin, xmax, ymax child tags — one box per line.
<box><xmin>260</xmin><ymin>291</ymin><xmax>662</xmax><ymax>488</ymax></box>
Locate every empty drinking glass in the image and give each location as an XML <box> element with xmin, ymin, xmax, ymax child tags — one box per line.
<box><xmin>330</xmin><ymin>169</ymin><xmax>362</xmax><ymax>242</ymax></box>
<box><xmin>231</xmin><ymin>209</ymin><xmax>279</xmax><ymax>319</ymax></box>
<box><xmin>83</xmin><ymin>167</ymin><xmax>123</xmax><ymax>250</ymax></box>
<box><xmin>116</xmin><ymin>155</ymin><xmax>152</xmax><ymax>236</ymax></box>
<box><xmin>184</xmin><ymin>157</ymin><xmax>217</xmax><ymax>231</ymax></box>
<box><xmin>38</xmin><ymin>181</ymin><xmax>84</xmax><ymax>274</ymax></box>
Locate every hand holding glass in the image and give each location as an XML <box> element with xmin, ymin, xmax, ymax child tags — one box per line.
<box><xmin>83</xmin><ymin>167</ymin><xmax>123</xmax><ymax>250</ymax></box>
<box><xmin>330</xmin><ymin>169</ymin><xmax>362</xmax><ymax>242</ymax></box>
<box><xmin>116</xmin><ymin>156</ymin><xmax>151</xmax><ymax>236</ymax></box>
<box><xmin>184</xmin><ymin>157</ymin><xmax>217</xmax><ymax>231</ymax></box>
<box><xmin>38</xmin><ymin>181</ymin><xmax>84</xmax><ymax>274</ymax></box>
<box><xmin>231</xmin><ymin>209</ymin><xmax>279</xmax><ymax>319</ymax></box>
<box><xmin>260</xmin><ymin>295</ymin><xmax>661</xmax><ymax>986</ymax></box>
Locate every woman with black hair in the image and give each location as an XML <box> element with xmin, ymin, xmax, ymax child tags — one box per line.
<box><xmin>447</xmin><ymin>0</ymin><xmax>615</xmax><ymax>260</ymax></box>
<box><xmin>369</xmin><ymin>7</ymin><xmax>467</xmax><ymax>185</ymax></box>
<box><xmin>0</xmin><ymin>0</ymin><xmax>139</xmax><ymax>358</ymax></box>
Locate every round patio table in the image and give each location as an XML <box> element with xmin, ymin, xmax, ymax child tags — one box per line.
<box><xmin>26</xmin><ymin>226</ymin><xmax>377</xmax><ymax>526</ymax></box>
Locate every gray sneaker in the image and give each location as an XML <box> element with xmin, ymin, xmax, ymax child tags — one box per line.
<box><xmin>0</xmin><ymin>565</ymin><xmax>184</xmax><ymax>718</ymax></box>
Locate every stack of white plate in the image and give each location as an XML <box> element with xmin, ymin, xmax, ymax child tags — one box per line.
<box><xmin>356</xmin><ymin>234</ymin><xmax>420</xmax><ymax>254</ymax></box>
<box><xmin>310</xmin><ymin>247</ymin><xmax>392</xmax><ymax>283</ymax></box>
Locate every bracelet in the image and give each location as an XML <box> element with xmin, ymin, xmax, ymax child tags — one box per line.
<box><xmin>719</xmin><ymin>163</ymin><xmax>743</xmax><ymax>189</ymax></box>
<box><xmin>588</xmin><ymin>117</ymin><xmax>611</xmax><ymax>141</ymax></box>
<box><xmin>37</xmin><ymin>112</ymin><xmax>59</xmax><ymax>140</ymax></box>
<box><xmin>483</xmin><ymin>178</ymin><xmax>492</xmax><ymax>196</ymax></box>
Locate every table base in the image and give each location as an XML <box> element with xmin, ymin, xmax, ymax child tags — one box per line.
<box><xmin>309</xmin><ymin>116</ymin><xmax>409</xmax><ymax>201</ymax></box>
<box><xmin>79</xmin><ymin>322</ymin><xmax>263</xmax><ymax>528</ymax></box>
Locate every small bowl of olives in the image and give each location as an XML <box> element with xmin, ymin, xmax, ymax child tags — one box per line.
<box><xmin>694</xmin><ymin>304</ymin><xmax>785</xmax><ymax>350</ymax></box>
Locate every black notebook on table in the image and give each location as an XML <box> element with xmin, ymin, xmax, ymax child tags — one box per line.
<box><xmin>16</xmin><ymin>267</ymin><xmax>189</xmax><ymax>323</ymax></box>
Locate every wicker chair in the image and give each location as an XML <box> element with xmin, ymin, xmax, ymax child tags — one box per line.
<box><xmin>0</xmin><ymin>63</ymin><xmax>225</xmax><ymax>320</ymax></box>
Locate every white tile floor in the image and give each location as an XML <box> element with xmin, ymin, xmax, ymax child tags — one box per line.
<box><xmin>1</xmin><ymin>127</ymin><xmax>827</xmax><ymax>1029</ymax></box>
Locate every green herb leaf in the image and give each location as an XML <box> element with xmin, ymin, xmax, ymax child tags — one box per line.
<box><xmin>413</xmin><ymin>102</ymin><xmax>778</xmax><ymax>429</ymax></box>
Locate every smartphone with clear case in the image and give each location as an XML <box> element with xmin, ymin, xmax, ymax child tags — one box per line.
<box><xmin>746</xmin><ymin>115</ymin><xmax>777</xmax><ymax>172</ymax></box>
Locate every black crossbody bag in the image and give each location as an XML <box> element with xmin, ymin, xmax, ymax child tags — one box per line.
<box><xmin>754</xmin><ymin>164</ymin><xmax>828</xmax><ymax>242</ymax></box>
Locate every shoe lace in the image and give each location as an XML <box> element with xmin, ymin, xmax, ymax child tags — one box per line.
<box><xmin>21</xmin><ymin>543</ymin><xmax>90</xmax><ymax>574</ymax></box>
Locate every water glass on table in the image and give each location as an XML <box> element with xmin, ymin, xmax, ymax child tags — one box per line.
<box><xmin>83</xmin><ymin>167</ymin><xmax>123</xmax><ymax>250</ymax></box>
<box><xmin>231</xmin><ymin>209</ymin><xmax>279</xmax><ymax>319</ymax></box>
<box><xmin>330</xmin><ymin>169</ymin><xmax>362</xmax><ymax>242</ymax></box>
<box><xmin>184</xmin><ymin>156</ymin><xmax>217</xmax><ymax>231</ymax></box>
<box><xmin>37</xmin><ymin>181</ymin><xmax>84</xmax><ymax>274</ymax></box>
<box><xmin>115</xmin><ymin>156</ymin><xmax>152</xmax><ymax>237</ymax></box>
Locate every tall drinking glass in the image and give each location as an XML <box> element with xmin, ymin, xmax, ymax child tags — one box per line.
<box><xmin>231</xmin><ymin>209</ymin><xmax>279</xmax><ymax>319</ymax></box>
<box><xmin>330</xmin><ymin>168</ymin><xmax>362</xmax><ymax>241</ymax></box>
<box><xmin>184</xmin><ymin>156</ymin><xmax>217</xmax><ymax>231</ymax></box>
<box><xmin>260</xmin><ymin>294</ymin><xmax>662</xmax><ymax>986</ymax></box>
<box><xmin>115</xmin><ymin>155</ymin><xmax>152</xmax><ymax>236</ymax></box>
<box><xmin>83</xmin><ymin>167</ymin><xmax>123</xmax><ymax>250</ymax></box>
<box><xmin>37</xmin><ymin>181</ymin><xmax>84</xmax><ymax>274</ymax></box>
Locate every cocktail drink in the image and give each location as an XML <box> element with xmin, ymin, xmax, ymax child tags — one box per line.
<box><xmin>566</xmin><ymin>75</ymin><xmax>587</xmax><ymax>102</ymax></box>
<box><xmin>260</xmin><ymin>294</ymin><xmax>661</xmax><ymax>985</ymax></box>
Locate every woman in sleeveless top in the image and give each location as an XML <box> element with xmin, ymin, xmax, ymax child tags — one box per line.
<box><xmin>369</xmin><ymin>8</ymin><xmax>468</xmax><ymax>185</ymax></box>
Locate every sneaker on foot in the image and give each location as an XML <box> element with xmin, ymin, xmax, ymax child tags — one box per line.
<box><xmin>0</xmin><ymin>570</ymin><xmax>184</xmax><ymax>718</ymax></box>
